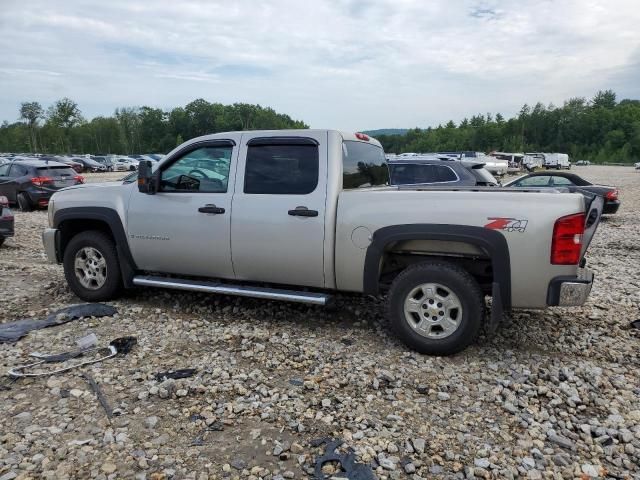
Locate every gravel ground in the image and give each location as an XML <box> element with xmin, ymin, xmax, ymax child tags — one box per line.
<box><xmin>0</xmin><ymin>166</ymin><xmax>639</xmax><ymax>480</ymax></box>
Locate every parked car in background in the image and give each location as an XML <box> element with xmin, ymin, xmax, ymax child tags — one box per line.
<box><xmin>635</xmin><ymin>162</ymin><xmax>640</xmax><ymax>170</ymax></box>
<box><xmin>113</xmin><ymin>157</ymin><xmax>139</xmax><ymax>172</ymax></box>
<box><xmin>48</xmin><ymin>156</ymin><xmax>85</xmax><ymax>173</ymax></box>
<box><xmin>575</xmin><ymin>160</ymin><xmax>591</xmax><ymax>166</ymax></box>
<box><xmin>535</xmin><ymin>152</ymin><xmax>571</xmax><ymax>170</ymax></box>
<box><xmin>74</xmin><ymin>157</ymin><xmax>107</xmax><ymax>173</ymax></box>
<box><xmin>0</xmin><ymin>195</ymin><xmax>14</xmax><ymax>247</ymax></box>
<box><xmin>91</xmin><ymin>156</ymin><xmax>115</xmax><ymax>172</ymax></box>
<box><xmin>438</xmin><ymin>151</ymin><xmax>508</xmax><ymax>176</ymax></box>
<box><xmin>0</xmin><ymin>159</ymin><xmax>84</xmax><ymax>211</ymax></box>
<box><xmin>387</xmin><ymin>154</ymin><xmax>499</xmax><ymax>187</ymax></box>
<box><xmin>504</xmin><ymin>171</ymin><xmax>620</xmax><ymax>214</ymax></box>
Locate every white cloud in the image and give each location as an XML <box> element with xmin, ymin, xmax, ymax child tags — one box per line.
<box><xmin>0</xmin><ymin>0</ymin><xmax>639</xmax><ymax>129</ymax></box>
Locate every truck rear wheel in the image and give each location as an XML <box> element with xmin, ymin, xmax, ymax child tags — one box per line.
<box><xmin>387</xmin><ymin>261</ymin><xmax>484</xmax><ymax>355</ymax></box>
<box><xmin>63</xmin><ymin>230</ymin><xmax>122</xmax><ymax>301</ymax></box>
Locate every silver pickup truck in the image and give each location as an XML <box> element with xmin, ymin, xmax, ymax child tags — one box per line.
<box><xmin>42</xmin><ymin>130</ymin><xmax>603</xmax><ymax>355</ymax></box>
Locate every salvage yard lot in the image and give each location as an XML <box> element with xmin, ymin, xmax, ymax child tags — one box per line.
<box><xmin>0</xmin><ymin>166</ymin><xmax>639</xmax><ymax>479</ymax></box>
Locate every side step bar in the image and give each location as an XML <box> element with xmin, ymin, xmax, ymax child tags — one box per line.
<box><xmin>132</xmin><ymin>275</ymin><xmax>331</xmax><ymax>306</ymax></box>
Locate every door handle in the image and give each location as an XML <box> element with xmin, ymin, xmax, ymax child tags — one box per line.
<box><xmin>198</xmin><ymin>204</ymin><xmax>225</xmax><ymax>214</ymax></box>
<box><xmin>288</xmin><ymin>206</ymin><xmax>318</xmax><ymax>217</ymax></box>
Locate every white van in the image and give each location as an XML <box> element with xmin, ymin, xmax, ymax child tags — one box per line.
<box><xmin>542</xmin><ymin>153</ymin><xmax>570</xmax><ymax>170</ymax></box>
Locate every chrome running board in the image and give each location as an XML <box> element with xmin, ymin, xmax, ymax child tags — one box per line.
<box><xmin>132</xmin><ymin>275</ymin><xmax>331</xmax><ymax>306</ymax></box>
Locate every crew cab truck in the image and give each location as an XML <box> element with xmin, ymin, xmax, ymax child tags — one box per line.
<box><xmin>42</xmin><ymin>130</ymin><xmax>602</xmax><ymax>355</ymax></box>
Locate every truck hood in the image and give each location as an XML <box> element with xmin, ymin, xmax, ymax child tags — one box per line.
<box><xmin>61</xmin><ymin>181</ymin><xmax>124</xmax><ymax>191</ymax></box>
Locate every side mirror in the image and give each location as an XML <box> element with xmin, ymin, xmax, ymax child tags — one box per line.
<box><xmin>137</xmin><ymin>160</ymin><xmax>156</xmax><ymax>194</ymax></box>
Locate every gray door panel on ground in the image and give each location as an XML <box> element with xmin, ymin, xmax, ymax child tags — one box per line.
<box><xmin>126</xmin><ymin>140</ymin><xmax>238</xmax><ymax>279</ymax></box>
<box><xmin>231</xmin><ymin>131</ymin><xmax>328</xmax><ymax>288</ymax></box>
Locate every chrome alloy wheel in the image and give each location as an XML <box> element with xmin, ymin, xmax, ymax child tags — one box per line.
<box><xmin>403</xmin><ymin>283</ymin><xmax>463</xmax><ymax>339</ymax></box>
<box><xmin>74</xmin><ymin>247</ymin><xmax>107</xmax><ymax>290</ymax></box>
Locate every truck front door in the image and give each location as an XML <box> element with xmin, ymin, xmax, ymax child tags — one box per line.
<box><xmin>231</xmin><ymin>132</ymin><xmax>327</xmax><ymax>288</ymax></box>
<box><xmin>126</xmin><ymin>139</ymin><xmax>238</xmax><ymax>279</ymax></box>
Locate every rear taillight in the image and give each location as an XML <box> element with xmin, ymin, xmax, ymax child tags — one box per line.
<box><xmin>551</xmin><ymin>213</ymin><xmax>585</xmax><ymax>265</ymax></box>
<box><xmin>74</xmin><ymin>175</ymin><xmax>85</xmax><ymax>184</ymax></box>
<box><xmin>31</xmin><ymin>176</ymin><xmax>53</xmax><ymax>186</ymax></box>
<box><xmin>605</xmin><ymin>189</ymin><xmax>618</xmax><ymax>201</ymax></box>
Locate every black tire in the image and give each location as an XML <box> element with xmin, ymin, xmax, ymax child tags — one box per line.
<box><xmin>17</xmin><ymin>192</ymin><xmax>33</xmax><ymax>212</ymax></box>
<box><xmin>0</xmin><ymin>237</ymin><xmax>4</xmax><ymax>247</ymax></box>
<box><xmin>387</xmin><ymin>261</ymin><xmax>484</xmax><ymax>356</ymax></box>
<box><xmin>63</xmin><ymin>230</ymin><xmax>122</xmax><ymax>301</ymax></box>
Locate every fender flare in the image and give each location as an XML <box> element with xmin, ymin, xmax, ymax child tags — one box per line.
<box><xmin>54</xmin><ymin>207</ymin><xmax>137</xmax><ymax>287</ymax></box>
<box><xmin>362</xmin><ymin>224</ymin><xmax>511</xmax><ymax>310</ymax></box>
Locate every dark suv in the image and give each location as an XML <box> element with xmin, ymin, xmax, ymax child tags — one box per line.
<box><xmin>0</xmin><ymin>159</ymin><xmax>84</xmax><ymax>211</ymax></box>
<box><xmin>387</xmin><ymin>155</ymin><xmax>499</xmax><ymax>187</ymax></box>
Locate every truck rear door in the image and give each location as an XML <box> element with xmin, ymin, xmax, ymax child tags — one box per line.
<box><xmin>231</xmin><ymin>132</ymin><xmax>327</xmax><ymax>288</ymax></box>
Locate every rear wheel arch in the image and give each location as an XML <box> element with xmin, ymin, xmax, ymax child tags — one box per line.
<box><xmin>363</xmin><ymin>224</ymin><xmax>511</xmax><ymax>310</ymax></box>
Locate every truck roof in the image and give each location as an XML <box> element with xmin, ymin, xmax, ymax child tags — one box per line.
<box><xmin>177</xmin><ymin>130</ymin><xmax>383</xmax><ymax>148</ymax></box>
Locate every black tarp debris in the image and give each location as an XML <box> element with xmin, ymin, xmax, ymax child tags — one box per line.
<box><xmin>7</xmin><ymin>336</ymin><xmax>137</xmax><ymax>378</ymax></box>
<box><xmin>313</xmin><ymin>438</ymin><xmax>377</xmax><ymax>480</ymax></box>
<box><xmin>155</xmin><ymin>368</ymin><xmax>197</xmax><ymax>382</ymax></box>
<box><xmin>631</xmin><ymin>319</ymin><xmax>640</xmax><ymax>329</ymax></box>
<box><xmin>82</xmin><ymin>372</ymin><xmax>113</xmax><ymax>419</ymax></box>
<box><xmin>0</xmin><ymin>303</ymin><xmax>117</xmax><ymax>343</ymax></box>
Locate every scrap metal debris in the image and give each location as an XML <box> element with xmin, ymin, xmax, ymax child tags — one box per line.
<box><xmin>154</xmin><ymin>368</ymin><xmax>197</xmax><ymax>382</ymax></box>
<box><xmin>7</xmin><ymin>336</ymin><xmax>137</xmax><ymax>378</ymax></box>
<box><xmin>313</xmin><ymin>438</ymin><xmax>377</xmax><ymax>480</ymax></box>
<box><xmin>630</xmin><ymin>319</ymin><xmax>640</xmax><ymax>329</ymax></box>
<box><xmin>82</xmin><ymin>372</ymin><xmax>113</xmax><ymax>419</ymax></box>
<box><xmin>0</xmin><ymin>303</ymin><xmax>117</xmax><ymax>343</ymax></box>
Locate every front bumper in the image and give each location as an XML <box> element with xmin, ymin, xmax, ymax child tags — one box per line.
<box><xmin>547</xmin><ymin>268</ymin><xmax>594</xmax><ymax>306</ymax></box>
<box><xmin>42</xmin><ymin>228</ymin><xmax>59</xmax><ymax>263</ymax></box>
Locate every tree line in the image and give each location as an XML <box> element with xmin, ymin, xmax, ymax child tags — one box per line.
<box><xmin>0</xmin><ymin>98</ymin><xmax>308</xmax><ymax>154</ymax></box>
<box><xmin>2</xmin><ymin>90</ymin><xmax>639</xmax><ymax>162</ymax></box>
<box><xmin>376</xmin><ymin>90</ymin><xmax>640</xmax><ymax>163</ymax></box>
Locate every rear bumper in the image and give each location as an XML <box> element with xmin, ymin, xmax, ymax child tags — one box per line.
<box><xmin>42</xmin><ymin>228</ymin><xmax>59</xmax><ymax>263</ymax></box>
<box><xmin>603</xmin><ymin>200</ymin><xmax>620</xmax><ymax>214</ymax></box>
<box><xmin>547</xmin><ymin>268</ymin><xmax>594</xmax><ymax>306</ymax></box>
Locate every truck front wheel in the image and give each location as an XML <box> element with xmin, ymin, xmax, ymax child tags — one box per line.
<box><xmin>387</xmin><ymin>261</ymin><xmax>484</xmax><ymax>355</ymax></box>
<box><xmin>63</xmin><ymin>230</ymin><xmax>122</xmax><ymax>301</ymax></box>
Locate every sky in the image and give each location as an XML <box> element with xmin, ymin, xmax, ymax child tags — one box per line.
<box><xmin>1</xmin><ymin>0</ymin><xmax>639</xmax><ymax>131</ymax></box>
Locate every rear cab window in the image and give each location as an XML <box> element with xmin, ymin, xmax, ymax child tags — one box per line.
<box><xmin>342</xmin><ymin>141</ymin><xmax>388</xmax><ymax>189</ymax></box>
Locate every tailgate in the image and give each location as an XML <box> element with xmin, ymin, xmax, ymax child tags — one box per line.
<box><xmin>579</xmin><ymin>190</ymin><xmax>604</xmax><ymax>258</ymax></box>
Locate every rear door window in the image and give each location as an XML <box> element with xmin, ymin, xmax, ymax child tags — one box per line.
<box><xmin>516</xmin><ymin>176</ymin><xmax>551</xmax><ymax>187</ymax></box>
<box><xmin>8</xmin><ymin>164</ymin><xmax>29</xmax><ymax>177</ymax></box>
<box><xmin>342</xmin><ymin>141</ymin><xmax>388</xmax><ymax>188</ymax></box>
<box><xmin>551</xmin><ymin>176</ymin><xmax>573</xmax><ymax>186</ymax></box>
<box><xmin>389</xmin><ymin>164</ymin><xmax>458</xmax><ymax>185</ymax></box>
<box><xmin>244</xmin><ymin>143</ymin><xmax>318</xmax><ymax>195</ymax></box>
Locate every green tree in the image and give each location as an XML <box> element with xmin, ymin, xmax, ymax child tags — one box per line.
<box><xmin>19</xmin><ymin>101</ymin><xmax>43</xmax><ymax>152</ymax></box>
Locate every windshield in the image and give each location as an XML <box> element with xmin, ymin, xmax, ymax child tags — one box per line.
<box><xmin>342</xmin><ymin>140</ymin><xmax>388</xmax><ymax>189</ymax></box>
<box><xmin>36</xmin><ymin>166</ymin><xmax>76</xmax><ymax>177</ymax></box>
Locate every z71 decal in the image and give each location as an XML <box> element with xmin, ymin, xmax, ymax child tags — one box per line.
<box><xmin>485</xmin><ymin>217</ymin><xmax>529</xmax><ymax>233</ymax></box>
